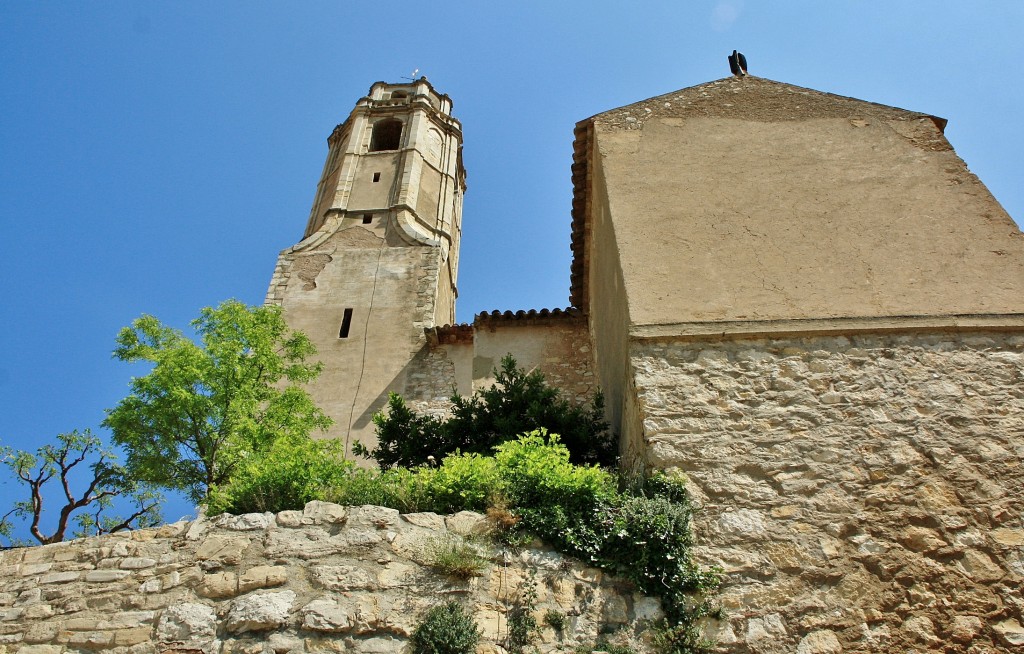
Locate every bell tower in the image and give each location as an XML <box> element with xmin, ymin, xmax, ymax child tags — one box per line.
<box><xmin>266</xmin><ymin>78</ymin><xmax>466</xmax><ymax>454</ymax></box>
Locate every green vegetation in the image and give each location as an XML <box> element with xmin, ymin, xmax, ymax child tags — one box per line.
<box><xmin>425</xmin><ymin>533</ymin><xmax>489</xmax><ymax>579</ymax></box>
<box><xmin>410</xmin><ymin>601</ymin><xmax>481</xmax><ymax>654</ymax></box>
<box><xmin>211</xmin><ymin>432</ymin><xmax>719</xmax><ymax>653</ymax></box>
<box><xmin>505</xmin><ymin>572</ymin><xmax>539</xmax><ymax>653</ymax></box>
<box><xmin>0</xmin><ymin>430</ymin><xmax>162</xmax><ymax>546</ymax></box>
<box><xmin>104</xmin><ymin>300</ymin><xmax>332</xmax><ymax>503</ymax></box>
<box><xmin>357</xmin><ymin>355</ymin><xmax>613</xmax><ymax>468</ymax></box>
<box><xmin>543</xmin><ymin>609</ymin><xmax>566</xmax><ymax>632</ymax></box>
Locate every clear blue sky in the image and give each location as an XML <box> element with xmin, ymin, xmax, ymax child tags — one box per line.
<box><xmin>2</xmin><ymin>2</ymin><xmax>1022</xmax><ymax>536</ymax></box>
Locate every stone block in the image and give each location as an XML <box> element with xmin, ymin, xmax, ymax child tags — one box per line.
<box><xmin>795</xmin><ymin>630</ymin><xmax>842</xmax><ymax>654</ymax></box>
<box><xmin>401</xmin><ymin>513</ymin><xmax>445</xmax><ymax>530</ymax></box>
<box><xmin>214</xmin><ymin>513</ymin><xmax>274</xmax><ymax>531</ymax></box>
<box><xmin>39</xmin><ymin>571</ymin><xmax>80</xmax><ymax>585</ymax></box>
<box><xmin>301</xmin><ymin>598</ymin><xmax>353</xmax><ymax>633</ymax></box>
<box><xmin>346</xmin><ymin>505</ymin><xmax>399</xmax><ymax>530</ymax></box>
<box><xmin>959</xmin><ymin>549</ymin><xmax>1004</xmax><ymax>581</ymax></box>
<box><xmin>993</xmin><ymin>618</ymin><xmax>1024</xmax><ymax>647</ymax></box>
<box><xmin>195</xmin><ymin>535</ymin><xmax>250</xmax><ymax>566</ymax></box>
<box><xmin>86</xmin><ymin>570</ymin><xmax>131</xmax><ymax>583</ymax></box>
<box><xmin>225</xmin><ymin>591</ymin><xmax>295</xmax><ymax>633</ymax></box>
<box><xmin>301</xmin><ymin>501</ymin><xmax>347</xmax><ymax>525</ymax></box>
<box><xmin>357</xmin><ymin>636</ymin><xmax>405</xmax><ymax>654</ymax></box>
<box><xmin>24</xmin><ymin>622</ymin><xmax>59</xmax><ymax>643</ymax></box>
<box><xmin>119</xmin><ymin>557</ymin><xmax>157</xmax><ymax>570</ymax></box>
<box><xmin>238</xmin><ymin>566</ymin><xmax>288</xmax><ymax>593</ymax></box>
<box><xmin>66</xmin><ymin>630</ymin><xmax>115</xmax><ymax>649</ymax></box>
<box><xmin>112</xmin><ymin>627</ymin><xmax>152</xmax><ymax>646</ymax></box>
<box><xmin>197</xmin><ymin>572</ymin><xmax>238</xmax><ymax>599</ymax></box>
<box><xmin>312</xmin><ymin>565</ymin><xmax>376</xmax><ymax>591</ymax></box>
<box><xmin>948</xmin><ymin>615</ymin><xmax>983</xmax><ymax>643</ymax></box>
<box><xmin>17</xmin><ymin>646</ymin><xmax>63</xmax><ymax>654</ymax></box>
<box><xmin>20</xmin><ymin>563</ymin><xmax>53</xmax><ymax>576</ymax></box>
<box><xmin>991</xmin><ymin>528</ymin><xmax>1024</xmax><ymax>546</ymax></box>
<box><xmin>444</xmin><ymin>511</ymin><xmax>489</xmax><ymax>536</ymax></box>
<box><xmin>156</xmin><ymin>603</ymin><xmax>217</xmax><ymax>642</ymax></box>
<box><xmin>276</xmin><ymin>511</ymin><xmax>303</xmax><ymax>528</ymax></box>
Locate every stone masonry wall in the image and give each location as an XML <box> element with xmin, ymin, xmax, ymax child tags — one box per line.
<box><xmin>632</xmin><ymin>331</ymin><xmax>1024</xmax><ymax>652</ymax></box>
<box><xmin>0</xmin><ymin>504</ymin><xmax>664</xmax><ymax>654</ymax></box>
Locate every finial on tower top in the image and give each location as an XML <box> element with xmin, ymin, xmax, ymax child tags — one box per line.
<box><xmin>728</xmin><ymin>50</ymin><xmax>748</xmax><ymax>77</ymax></box>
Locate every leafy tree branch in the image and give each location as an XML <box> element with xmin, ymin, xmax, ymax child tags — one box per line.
<box><xmin>103</xmin><ymin>300</ymin><xmax>332</xmax><ymax>503</ymax></box>
<box><xmin>0</xmin><ymin>430</ymin><xmax>162</xmax><ymax>546</ymax></box>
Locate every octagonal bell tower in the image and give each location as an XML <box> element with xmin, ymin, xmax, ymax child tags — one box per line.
<box><xmin>266</xmin><ymin>78</ymin><xmax>466</xmax><ymax>455</ymax></box>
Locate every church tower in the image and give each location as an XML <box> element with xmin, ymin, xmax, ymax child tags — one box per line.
<box><xmin>266</xmin><ymin>78</ymin><xmax>466</xmax><ymax>454</ymax></box>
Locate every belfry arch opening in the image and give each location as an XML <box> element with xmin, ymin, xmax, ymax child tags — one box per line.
<box><xmin>369</xmin><ymin>119</ymin><xmax>403</xmax><ymax>152</ymax></box>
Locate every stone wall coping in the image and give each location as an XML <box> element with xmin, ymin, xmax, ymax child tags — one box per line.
<box><xmin>629</xmin><ymin>313</ymin><xmax>1024</xmax><ymax>342</ymax></box>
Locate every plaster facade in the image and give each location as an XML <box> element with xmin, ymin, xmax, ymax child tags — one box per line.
<box><xmin>261</xmin><ymin>75</ymin><xmax>1024</xmax><ymax>651</ymax></box>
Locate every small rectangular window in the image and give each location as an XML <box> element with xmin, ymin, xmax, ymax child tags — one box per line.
<box><xmin>362</xmin><ymin>214</ymin><xmax>373</xmax><ymax>224</ymax></box>
<box><xmin>372</xmin><ymin>172</ymin><xmax>381</xmax><ymax>183</ymax></box>
<box><xmin>339</xmin><ymin>308</ymin><xmax>353</xmax><ymax>338</ymax></box>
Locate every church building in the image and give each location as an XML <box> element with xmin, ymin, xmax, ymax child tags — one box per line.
<box><xmin>266</xmin><ymin>72</ymin><xmax>1024</xmax><ymax>651</ymax></box>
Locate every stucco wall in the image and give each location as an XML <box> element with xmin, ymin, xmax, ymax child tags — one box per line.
<box><xmin>267</xmin><ymin>226</ymin><xmax>443</xmax><ymax>456</ymax></box>
<box><xmin>591</xmin><ymin>78</ymin><xmax>1024</xmax><ymax>328</ymax></box>
<box><xmin>585</xmin><ymin>143</ymin><xmax>636</xmax><ymax>461</ymax></box>
<box><xmin>404</xmin><ymin>318</ymin><xmax>597</xmax><ymax>421</ymax></box>
<box><xmin>0</xmin><ymin>504</ymin><xmax>665</xmax><ymax>654</ymax></box>
<box><xmin>631</xmin><ymin>330</ymin><xmax>1024</xmax><ymax>652</ymax></box>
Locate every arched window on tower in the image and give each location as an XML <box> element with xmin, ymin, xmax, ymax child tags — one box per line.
<box><xmin>369</xmin><ymin>119</ymin><xmax>403</xmax><ymax>152</ymax></box>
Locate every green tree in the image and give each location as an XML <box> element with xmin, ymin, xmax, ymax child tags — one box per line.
<box><xmin>104</xmin><ymin>300</ymin><xmax>332</xmax><ymax>503</ymax></box>
<box><xmin>361</xmin><ymin>355</ymin><xmax>613</xmax><ymax>469</ymax></box>
<box><xmin>0</xmin><ymin>430</ymin><xmax>162</xmax><ymax>546</ymax></box>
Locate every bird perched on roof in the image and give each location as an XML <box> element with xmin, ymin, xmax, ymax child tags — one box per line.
<box><xmin>728</xmin><ymin>50</ymin><xmax>748</xmax><ymax>77</ymax></box>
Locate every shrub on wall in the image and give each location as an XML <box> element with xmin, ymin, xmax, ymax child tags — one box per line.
<box><xmin>211</xmin><ymin>432</ymin><xmax>719</xmax><ymax>653</ymax></box>
<box><xmin>357</xmin><ymin>355</ymin><xmax>614</xmax><ymax>469</ymax></box>
<box><xmin>410</xmin><ymin>601</ymin><xmax>481</xmax><ymax>654</ymax></box>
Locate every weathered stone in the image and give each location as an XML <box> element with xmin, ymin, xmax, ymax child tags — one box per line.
<box><xmin>717</xmin><ymin>509</ymin><xmax>767</xmax><ymax>539</ymax></box>
<box><xmin>947</xmin><ymin>615</ymin><xmax>983</xmax><ymax>643</ymax></box>
<box><xmin>114</xmin><ymin>627</ymin><xmax>153</xmax><ymax>646</ymax></box>
<box><xmin>444</xmin><ymin>511</ymin><xmax>489</xmax><ymax>536</ymax></box>
<box><xmin>17</xmin><ymin>645</ymin><xmax>62</xmax><ymax>654</ymax></box>
<box><xmin>156</xmin><ymin>602</ymin><xmax>217</xmax><ymax>642</ymax></box>
<box><xmin>401</xmin><ymin>512</ymin><xmax>445</xmax><ymax>530</ymax></box>
<box><xmin>66</xmin><ymin>630</ymin><xmax>115</xmax><ymax>648</ymax></box>
<box><xmin>215</xmin><ymin>512</ymin><xmax>274</xmax><ymax>531</ymax></box>
<box><xmin>746</xmin><ymin>613</ymin><xmax>787</xmax><ymax>641</ymax></box>
<box><xmin>20</xmin><ymin>563</ymin><xmax>53</xmax><ymax>576</ymax></box>
<box><xmin>238</xmin><ymin>565</ymin><xmax>288</xmax><ymax>592</ymax></box>
<box><xmin>313</xmin><ymin>565</ymin><xmax>376</xmax><ymax>591</ymax></box>
<box><xmin>15</xmin><ymin>588</ymin><xmax>41</xmax><ymax>605</ymax></box>
<box><xmin>198</xmin><ymin>572</ymin><xmax>238</xmax><ymax>598</ymax></box>
<box><xmin>602</xmin><ymin>595</ymin><xmax>628</xmax><ymax>624</ymax></box>
<box><xmin>357</xmin><ymin>636</ymin><xmax>406</xmax><ymax>654</ymax></box>
<box><xmin>795</xmin><ymin>630</ymin><xmax>842</xmax><ymax>654</ymax></box>
<box><xmin>302</xmin><ymin>501</ymin><xmax>348</xmax><ymax>525</ymax></box>
<box><xmin>301</xmin><ymin>598</ymin><xmax>353</xmax><ymax>633</ymax></box>
<box><xmin>86</xmin><ymin>570</ymin><xmax>132</xmax><ymax>582</ymax></box>
<box><xmin>266</xmin><ymin>632</ymin><xmax>304</xmax><ymax>653</ymax></box>
<box><xmin>119</xmin><ymin>557</ymin><xmax>157</xmax><ymax>570</ymax></box>
<box><xmin>195</xmin><ymin>535</ymin><xmax>250</xmax><ymax>566</ymax></box>
<box><xmin>902</xmin><ymin>615</ymin><xmax>939</xmax><ymax>645</ymax></box>
<box><xmin>959</xmin><ymin>549</ymin><xmax>1004</xmax><ymax>581</ymax></box>
<box><xmin>991</xmin><ymin>528</ymin><xmax>1024</xmax><ymax>546</ymax></box>
<box><xmin>39</xmin><ymin>571</ymin><xmax>79</xmax><ymax>584</ymax></box>
<box><xmin>225</xmin><ymin>590</ymin><xmax>295</xmax><ymax>633</ymax></box>
<box><xmin>993</xmin><ymin>618</ymin><xmax>1024</xmax><ymax>646</ymax></box>
<box><xmin>347</xmin><ymin>505</ymin><xmax>400</xmax><ymax>530</ymax></box>
<box><xmin>900</xmin><ymin>527</ymin><xmax>946</xmax><ymax>553</ymax></box>
<box><xmin>276</xmin><ymin>511</ymin><xmax>304</xmax><ymax>528</ymax></box>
